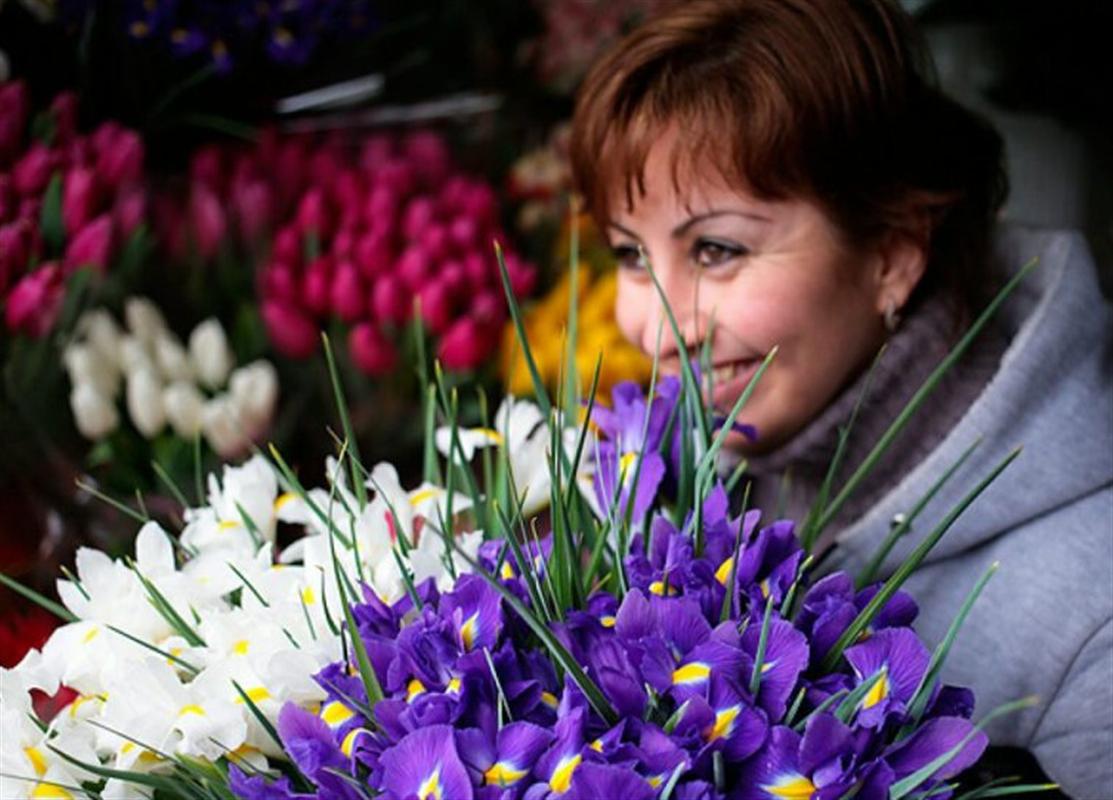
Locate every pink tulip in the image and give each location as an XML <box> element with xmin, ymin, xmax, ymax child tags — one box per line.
<box><xmin>439</xmin><ymin>259</ymin><xmax>466</xmax><ymax>296</ymax></box>
<box><xmin>188</xmin><ymin>182</ymin><xmax>227</xmax><ymax>260</ymax></box>
<box><xmin>12</xmin><ymin>143</ymin><xmax>56</xmax><ymax>197</ymax></box>
<box><xmin>417</xmin><ymin>280</ymin><xmax>454</xmax><ymax>335</ymax></box>
<box><xmin>371</xmin><ymin>274</ymin><xmax>411</xmax><ymax>325</ymax></box>
<box><xmin>0</xmin><ymin>175</ymin><xmax>13</xmax><ymax>221</ymax></box>
<box><xmin>5</xmin><ymin>262</ymin><xmax>64</xmax><ymax>338</ymax></box>
<box><xmin>439</xmin><ymin>176</ymin><xmax>471</xmax><ymax>211</ymax></box>
<box><xmin>113</xmin><ymin>187</ymin><xmax>147</xmax><ymax>238</ymax></box>
<box><xmin>331</xmin><ymin>227</ymin><xmax>358</xmax><ymax>261</ymax></box>
<box><xmin>62</xmin><ymin>166</ymin><xmax>100</xmax><ymax>235</ymax></box>
<box><xmin>262</xmin><ymin>299</ymin><xmax>319</xmax><ymax>358</ymax></box>
<box><xmin>49</xmin><ymin>92</ymin><xmax>80</xmax><ymax>145</ymax></box>
<box><xmin>308</xmin><ymin>149</ymin><xmax>341</xmax><ymax>196</ymax></box>
<box><xmin>17</xmin><ymin>197</ymin><xmax>41</xmax><ymax>224</ymax></box>
<box><xmin>375</xmin><ymin>159</ymin><xmax>416</xmax><ymax>198</ymax></box>
<box><xmin>448</xmin><ymin>215</ymin><xmax>478</xmax><ymax>250</ymax></box>
<box><xmin>296</xmin><ymin>187</ymin><xmax>333</xmax><ymax>239</ymax></box>
<box><xmin>472</xmin><ymin>289</ymin><xmax>506</xmax><ymax>326</ymax></box>
<box><xmin>64</xmin><ymin>215</ymin><xmax>114</xmax><ymax>273</ymax></box>
<box><xmin>505</xmin><ymin>253</ymin><xmax>538</xmax><ymax>297</ymax></box>
<box><xmin>0</xmin><ymin>81</ymin><xmax>29</xmax><ymax>165</ymax></box>
<box><xmin>0</xmin><ymin>220</ymin><xmax>35</xmax><ymax>292</ymax></box>
<box><xmin>348</xmin><ymin>322</ymin><xmax>397</xmax><ymax>376</ymax></box>
<box><xmin>189</xmin><ymin>145</ymin><xmax>224</xmax><ymax>192</ymax></box>
<box><xmin>302</xmin><ymin>260</ymin><xmax>332</xmax><ymax>318</ymax></box>
<box><xmin>95</xmin><ymin>127</ymin><xmax>144</xmax><ymax>186</ymax></box>
<box><xmin>362</xmin><ymin>184</ymin><xmax>398</xmax><ymax>232</ymax></box>
<box><xmin>333</xmin><ymin>169</ymin><xmax>363</xmax><ymax>212</ymax></box>
<box><xmin>233</xmin><ymin>179</ymin><xmax>273</xmax><ymax>241</ymax></box>
<box><xmin>462</xmin><ymin>251</ymin><xmax>489</xmax><ymax>286</ymax></box>
<box><xmin>358</xmin><ymin>134</ymin><xmax>394</xmax><ymax>172</ymax></box>
<box><xmin>462</xmin><ymin>183</ymin><xmax>496</xmax><ymax>226</ymax></box>
<box><xmin>403</xmin><ymin>130</ymin><xmax>450</xmax><ymax>184</ymax></box>
<box><xmin>272</xmin><ymin>225</ymin><xmax>302</xmax><ymax>266</ymax></box>
<box><xmin>420</xmin><ymin>223</ymin><xmax>449</xmax><ymax>263</ymax></box>
<box><xmin>330</xmin><ymin>261</ymin><xmax>365</xmax><ymax>322</ymax></box>
<box><xmin>438</xmin><ymin>317</ymin><xmax>493</xmax><ymax>371</ymax></box>
<box><xmin>261</xmin><ymin>261</ymin><xmax>299</xmax><ymax>304</ymax></box>
<box><xmin>355</xmin><ymin>229</ymin><xmax>393</xmax><ymax>280</ymax></box>
<box><xmin>274</xmin><ymin>139</ymin><xmax>308</xmax><ymax>206</ymax></box>
<box><xmin>396</xmin><ymin>246</ymin><xmax>429</xmax><ymax>291</ymax></box>
<box><xmin>402</xmin><ymin>196</ymin><xmax>436</xmax><ymax>241</ymax></box>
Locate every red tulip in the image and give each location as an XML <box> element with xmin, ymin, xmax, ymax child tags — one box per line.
<box><xmin>188</xmin><ymin>182</ymin><xmax>227</xmax><ymax>260</ymax></box>
<box><xmin>504</xmin><ymin>252</ymin><xmax>538</xmax><ymax>297</ymax></box>
<box><xmin>438</xmin><ymin>316</ymin><xmax>493</xmax><ymax>371</ymax></box>
<box><xmin>417</xmin><ymin>280</ymin><xmax>454</xmax><ymax>335</ymax></box>
<box><xmin>330</xmin><ymin>261</ymin><xmax>365</xmax><ymax>322</ymax></box>
<box><xmin>62</xmin><ymin>166</ymin><xmax>100</xmax><ymax>235</ymax></box>
<box><xmin>274</xmin><ymin>139</ymin><xmax>308</xmax><ymax>206</ymax></box>
<box><xmin>461</xmin><ymin>183</ymin><xmax>496</xmax><ymax>226</ymax></box>
<box><xmin>12</xmin><ymin>143</ymin><xmax>55</xmax><ymax>197</ymax></box>
<box><xmin>371</xmin><ymin>274</ymin><xmax>411</xmax><ymax>325</ymax></box>
<box><xmin>348</xmin><ymin>322</ymin><xmax>397</xmax><ymax>376</ymax></box>
<box><xmin>5</xmin><ymin>262</ymin><xmax>64</xmax><ymax>338</ymax></box>
<box><xmin>359</xmin><ymin>135</ymin><xmax>394</xmax><ymax>172</ymax></box>
<box><xmin>262</xmin><ymin>299</ymin><xmax>319</xmax><ymax>358</ymax></box>
<box><xmin>95</xmin><ymin>127</ymin><xmax>144</xmax><ymax>186</ymax></box>
<box><xmin>331</xmin><ymin>227</ymin><xmax>358</xmax><ymax>261</ymax></box>
<box><xmin>64</xmin><ymin>215</ymin><xmax>114</xmax><ymax>273</ymax></box>
<box><xmin>462</xmin><ymin>251</ymin><xmax>489</xmax><ymax>286</ymax></box>
<box><xmin>0</xmin><ymin>81</ymin><xmax>29</xmax><ymax>166</ymax></box>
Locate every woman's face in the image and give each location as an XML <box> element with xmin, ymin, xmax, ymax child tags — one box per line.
<box><xmin>606</xmin><ymin>139</ymin><xmax>895</xmax><ymax>454</ymax></box>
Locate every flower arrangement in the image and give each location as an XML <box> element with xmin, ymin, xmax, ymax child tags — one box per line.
<box><xmin>63</xmin><ymin>297</ymin><xmax>279</xmax><ymax>459</ymax></box>
<box><xmin>1</xmin><ymin>80</ymin><xmax>147</xmax><ymax>340</ymax></box>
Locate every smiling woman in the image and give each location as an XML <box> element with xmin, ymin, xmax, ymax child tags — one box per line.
<box><xmin>570</xmin><ymin>0</ymin><xmax>1112</xmax><ymax>797</ymax></box>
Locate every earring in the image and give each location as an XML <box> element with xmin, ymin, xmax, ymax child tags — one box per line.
<box><xmin>883</xmin><ymin>299</ymin><xmax>902</xmax><ymax>334</ymax></box>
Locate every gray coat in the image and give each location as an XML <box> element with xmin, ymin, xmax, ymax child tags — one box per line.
<box><xmin>823</xmin><ymin>228</ymin><xmax>1113</xmax><ymax>798</ymax></box>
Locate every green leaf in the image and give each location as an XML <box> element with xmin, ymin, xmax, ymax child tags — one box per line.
<box><xmin>322</xmin><ymin>334</ymin><xmax>367</xmax><ymax>511</ymax></box>
<box><xmin>40</xmin><ymin>172</ymin><xmax>64</xmax><ymax>254</ymax></box>
<box><xmin>0</xmin><ymin>572</ymin><xmax>77</xmax><ymax>622</ymax></box>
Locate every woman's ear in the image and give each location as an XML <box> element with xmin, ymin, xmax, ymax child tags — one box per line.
<box><xmin>871</xmin><ymin>223</ymin><xmax>928</xmax><ymax>315</ymax></box>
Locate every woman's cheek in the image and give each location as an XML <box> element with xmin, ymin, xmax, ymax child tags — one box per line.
<box><xmin>614</xmin><ymin>277</ymin><xmax>648</xmax><ymax>352</ymax></box>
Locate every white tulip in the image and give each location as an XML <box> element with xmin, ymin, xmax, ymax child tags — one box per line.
<box><xmin>70</xmin><ymin>382</ymin><xmax>120</xmax><ymax>440</ymax></box>
<box><xmin>124</xmin><ymin>296</ymin><xmax>167</xmax><ymax>344</ymax></box>
<box><xmin>228</xmin><ymin>360</ymin><xmax>278</xmax><ymax>436</ymax></box>
<box><xmin>162</xmin><ymin>381</ymin><xmax>205</xmax><ymax>438</ymax></box>
<box><xmin>201</xmin><ymin>394</ymin><xmax>246</xmax><ymax>459</ymax></box>
<box><xmin>76</xmin><ymin>308</ymin><xmax>123</xmax><ymax>370</ymax></box>
<box><xmin>64</xmin><ymin>342</ymin><xmax>120</xmax><ymax>398</ymax></box>
<box><xmin>189</xmin><ymin>318</ymin><xmax>234</xmax><ymax>389</ymax></box>
<box><xmin>126</xmin><ymin>368</ymin><xmax>166</xmax><ymax>438</ymax></box>
<box><xmin>154</xmin><ymin>332</ymin><xmax>194</xmax><ymax>382</ymax></box>
<box><xmin>117</xmin><ymin>334</ymin><xmax>155</xmax><ymax>376</ymax></box>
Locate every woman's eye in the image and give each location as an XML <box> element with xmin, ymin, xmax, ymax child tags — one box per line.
<box><xmin>610</xmin><ymin>244</ymin><xmax>644</xmax><ymax>271</ymax></box>
<box><xmin>693</xmin><ymin>239</ymin><xmax>745</xmax><ymax>268</ymax></box>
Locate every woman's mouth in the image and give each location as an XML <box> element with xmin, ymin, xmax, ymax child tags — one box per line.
<box><xmin>709</xmin><ymin>357</ymin><xmax>765</xmax><ymax>410</ymax></box>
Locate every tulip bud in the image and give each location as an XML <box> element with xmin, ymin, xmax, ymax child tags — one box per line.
<box><xmin>117</xmin><ymin>334</ymin><xmax>155</xmax><ymax>376</ymax></box>
<box><xmin>189</xmin><ymin>318</ymin><xmax>234</xmax><ymax>389</ymax></box>
<box><xmin>162</xmin><ymin>381</ymin><xmax>205</xmax><ymax>438</ymax></box>
<box><xmin>64</xmin><ymin>215</ymin><xmax>114</xmax><ymax>273</ymax></box>
<box><xmin>201</xmin><ymin>394</ymin><xmax>247</xmax><ymax>459</ymax></box>
<box><xmin>155</xmin><ymin>332</ymin><xmax>195</xmax><ymax>383</ymax></box>
<box><xmin>228</xmin><ymin>360</ymin><xmax>278</xmax><ymax>436</ymax></box>
<box><xmin>359</xmin><ymin>134</ymin><xmax>394</xmax><ymax>171</ymax></box>
<box><xmin>462</xmin><ymin>183</ymin><xmax>496</xmax><ymax>226</ymax></box>
<box><xmin>417</xmin><ymin>280</ymin><xmax>454</xmax><ymax>336</ymax></box>
<box><xmin>189</xmin><ymin>145</ymin><xmax>224</xmax><ymax>191</ymax></box>
<box><xmin>272</xmin><ymin>225</ymin><xmax>302</xmax><ymax>266</ymax></box>
<box><xmin>438</xmin><ymin>317</ymin><xmax>493</xmax><ymax>371</ymax></box>
<box><xmin>397</xmin><ymin>246</ymin><xmax>430</xmax><ymax>291</ymax></box>
<box><xmin>402</xmin><ymin>196</ymin><xmax>436</xmax><ymax>241</ymax></box>
<box><xmin>371</xmin><ymin>274</ymin><xmax>411</xmax><ymax>325</ymax></box>
<box><xmin>439</xmin><ymin>259</ymin><xmax>466</xmax><ymax>296</ymax></box>
<box><xmin>261</xmin><ymin>261</ymin><xmax>299</xmax><ymax>304</ymax></box>
<box><xmin>12</xmin><ymin>143</ymin><xmax>55</xmax><ymax>197</ymax></box>
<box><xmin>70</xmin><ymin>382</ymin><xmax>120</xmax><ymax>440</ymax></box>
<box><xmin>420</xmin><ymin>223</ymin><xmax>449</xmax><ymax>263</ymax></box>
<box><xmin>332</xmin><ymin>227</ymin><xmax>358</xmax><ymax>261</ymax></box>
<box><xmin>404</xmin><ymin>131</ymin><xmax>450</xmax><ymax>183</ymax></box>
<box><xmin>49</xmin><ymin>92</ymin><xmax>79</xmax><ymax>145</ymax></box>
<box><xmin>330</xmin><ymin>262</ymin><xmax>365</xmax><ymax>322</ymax></box>
<box><xmin>76</xmin><ymin>308</ymin><xmax>123</xmax><ymax>369</ymax></box>
<box><xmin>4</xmin><ymin>263</ymin><xmax>64</xmax><ymax>338</ymax></box>
<box><xmin>62</xmin><ymin>166</ymin><xmax>100</xmax><ymax>235</ymax></box>
<box><xmin>114</xmin><ymin>187</ymin><xmax>147</xmax><ymax>239</ymax></box>
<box><xmin>448</xmin><ymin>215</ymin><xmax>478</xmax><ymax>250</ymax></box>
<box><xmin>188</xmin><ymin>182</ymin><xmax>227</xmax><ymax>260</ymax></box>
<box><xmin>376</xmin><ymin>159</ymin><xmax>416</xmax><ymax>198</ymax></box>
<box><xmin>472</xmin><ymin>289</ymin><xmax>506</xmax><ymax>326</ymax></box>
<box><xmin>505</xmin><ymin>254</ymin><xmax>538</xmax><ymax>297</ymax></box>
<box><xmin>348</xmin><ymin>322</ymin><xmax>397</xmax><ymax>377</ymax></box>
<box><xmin>125</xmin><ymin>297</ymin><xmax>168</xmax><ymax>343</ymax></box>
<box><xmin>126</xmin><ymin>368</ymin><xmax>166</xmax><ymax>438</ymax></box>
<box><xmin>462</xmin><ymin>251</ymin><xmax>489</xmax><ymax>286</ymax></box>
<box><xmin>95</xmin><ymin>127</ymin><xmax>144</xmax><ymax>186</ymax></box>
<box><xmin>302</xmin><ymin>260</ymin><xmax>332</xmax><ymax>318</ymax></box>
<box><xmin>0</xmin><ymin>81</ymin><xmax>29</xmax><ymax>164</ymax></box>
<box><xmin>355</xmin><ymin>229</ymin><xmax>393</xmax><ymax>280</ymax></box>
<box><xmin>0</xmin><ymin>219</ymin><xmax>35</xmax><ymax>292</ymax></box>
<box><xmin>233</xmin><ymin>179</ymin><xmax>272</xmax><ymax>241</ymax></box>
<box><xmin>362</xmin><ymin>184</ymin><xmax>397</xmax><ymax>231</ymax></box>
<box><xmin>0</xmin><ymin>174</ymin><xmax>14</xmax><ymax>221</ymax></box>
<box><xmin>64</xmin><ymin>342</ymin><xmax>120</xmax><ymax>398</ymax></box>
<box><xmin>262</xmin><ymin>299</ymin><xmax>319</xmax><ymax>359</ymax></box>
<box><xmin>296</xmin><ymin>187</ymin><xmax>333</xmax><ymax>239</ymax></box>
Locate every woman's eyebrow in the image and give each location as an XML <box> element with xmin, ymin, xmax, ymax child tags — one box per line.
<box><xmin>673</xmin><ymin>210</ymin><xmax>772</xmax><ymax>237</ymax></box>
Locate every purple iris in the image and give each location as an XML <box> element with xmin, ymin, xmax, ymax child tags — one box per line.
<box><xmin>379</xmin><ymin>724</ymin><xmax>474</xmax><ymax>800</ymax></box>
<box><xmin>844</xmin><ymin>627</ymin><xmax>932</xmax><ymax>729</ymax></box>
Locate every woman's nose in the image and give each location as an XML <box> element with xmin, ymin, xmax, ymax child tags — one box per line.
<box><xmin>642</xmin><ymin>264</ymin><xmax>710</xmax><ymax>362</ymax></box>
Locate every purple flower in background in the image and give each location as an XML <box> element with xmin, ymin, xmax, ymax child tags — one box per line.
<box><xmin>379</xmin><ymin>724</ymin><xmax>475</xmax><ymax>800</ymax></box>
<box><xmin>844</xmin><ymin>627</ymin><xmax>932</xmax><ymax>729</ymax></box>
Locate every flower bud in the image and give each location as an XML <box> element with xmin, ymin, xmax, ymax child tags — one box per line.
<box><xmin>272</xmin><ymin>225</ymin><xmax>302</xmax><ymax>266</ymax></box>
<box><xmin>330</xmin><ymin>262</ymin><xmax>365</xmax><ymax>322</ymax></box>
<box><xmin>189</xmin><ymin>318</ymin><xmax>234</xmax><ymax>389</ymax></box>
<box><xmin>62</xmin><ymin>166</ymin><xmax>100</xmax><ymax>235</ymax></box>
<box><xmin>70</xmin><ymin>382</ymin><xmax>119</xmax><ymax>440</ymax></box>
<box><xmin>302</xmin><ymin>260</ymin><xmax>332</xmax><ymax>318</ymax></box>
<box><xmin>155</xmin><ymin>332</ymin><xmax>195</xmax><ymax>383</ymax></box>
<box><xmin>117</xmin><ymin>334</ymin><xmax>155</xmax><ymax>376</ymax></box>
<box><xmin>76</xmin><ymin>308</ymin><xmax>123</xmax><ymax>369</ymax></box>
<box><xmin>125</xmin><ymin>296</ymin><xmax>167</xmax><ymax>343</ymax></box>
<box><xmin>12</xmin><ymin>143</ymin><xmax>55</xmax><ymax>197</ymax></box>
<box><xmin>162</xmin><ymin>381</ymin><xmax>205</xmax><ymax>438</ymax></box>
<box><xmin>4</xmin><ymin>263</ymin><xmax>64</xmax><ymax>338</ymax></box>
<box><xmin>362</xmin><ymin>184</ymin><xmax>397</xmax><ymax>232</ymax></box>
<box><xmin>95</xmin><ymin>127</ymin><xmax>144</xmax><ymax>186</ymax></box>
<box><xmin>370</xmin><ymin>274</ymin><xmax>410</xmax><ymax>325</ymax></box>
<box><xmin>233</xmin><ymin>179</ymin><xmax>272</xmax><ymax>241</ymax></box>
<box><xmin>201</xmin><ymin>394</ymin><xmax>247</xmax><ymax>459</ymax></box>
<box><xmin>64</xmin><ymin>215</ymin><xmax>114</xmax><ymax>273</ymax></box>
<box><xmin>401</xmin><ymin>195</ymin><xmax>436</xmax><ymax>241</ymax></box>
<box><xmin>448</xmin><ymin>215</ymin><xmax>478</xmax><ymax>250</ymax></box>
<box><xmin>396</xmin><ymin>246</ymin><xmax>429</xmax><ymax>292</ymax></box>
<box><xmin>262</xmin><ymin>299</ymin><xmax>319</xmax><ymax>358</ymax></box>
<box><xmin>126</xmin><ymin>368</ymin><xmax>166</xmax><ymax>438</ymax></box>
<box><xmin>472</xmin><ymin>289</ymin><xmax>506</xmax><ymax>326</ymax></box>
<box><xmin>355</xmin><ymin>229</ymin><xmax>393</xmax><ymax>280</ymax></box>
<box><xmin>417</xmin><ymin>280</ymin><xmax>454</xmax><ymax>336</ymax></box>
<box><xmin>0</xmin><ymin>81</ymin><xmax>29</xmax><ymax>163</ymax></box>
<box><xmin>437</xmin><ymin>317</ymin><xmax>493</xmax><ymax>372</ymax></box>
<box><xmin>114</xmin><ymin>187</ymin><xmax>147</xmax><ymax>239</ymax></box>
<box><xmin>261</xmin><ymin>261</ymin><xmax>299</xmax><ymax>304</ymax></box>
<box><xmin>348</xmin><ymin>322</ymin><xmax>397</xmax><ymax>377</ymax></box>
<box><xmin>228</xmin><ymin>360</ymin><xmax>278</xmax><ymax>436</ymax></box>
<box><xmin>64</xmin><ymin>342</ymin><xmax>120</xmax><ymax>398</ymax></box>
<box><xmin>0</xmin><ymin>219</ymin><xmax>35</xmax><ymax>292</ymax></box>
<box><xmin>188</xmin><ymin>182</ymin><xmax>227</xmax><ymax>261</ymax></box>
<box><xmin>189</xmin><ymin>145</ymin><xmax>224</xmax><ymax>191</ymax></box>
<box><xmin>296</xmin><ymin>187</ymin><xmax>333</xmax><ymax>239</ymax></box>
<box><xmin>420</xmin><ymin>223</ymin><xmax>450</xmax><ymax>263</ymax></box>
<box><xmin>49</xmin><ymin>92</ymin><xmax>79</xmax><ymax>145</ymax></box>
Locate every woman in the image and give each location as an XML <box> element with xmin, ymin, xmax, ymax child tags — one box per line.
<box><xmin>569</xmin><ymin>0</ymin><xmax>1112</xmax><ymax>795</ymax></box>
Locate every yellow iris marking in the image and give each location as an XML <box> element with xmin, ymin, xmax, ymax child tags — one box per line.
<box><xmin>219</xmin><ymin>519</ymin><xmax>240</xmax><ymax>531</ymax></box>
<box><xmin>485</xmin><ymin>761</ymin><xmax>528</xmax><ymax>786</ymax></box>
<box><xmin>233</xmin><ymin>639</ymin><xmax>250</xmax><ymax>655</ymax></box>
<box><xmin>649</xmin><ymin>580</ymin><xmax>666</xmax><ymax>596</ymax></box>
<box><xmin>179</xmin><ymin>704</ymin><xmax>206</xmax><ymax>717</ymax></box>
<box><xmin>321</xmin><ymin>701</ymin><xmax>355</xmax><ymax>727</ymax></box>
<box><xmin>861</xmin><ymin>670</ymin><xmax>890</xmax><ymax>710</ymax></box>
<box><xmin>541</xmin><ymin>691</ymin><xmax>559</xmax><ymax>709</ymax></box>
<box><xmin>129</xmin><ymin>21</ymin><xmax>150</xmax><ymax>37</ymax></box>
<box><xmin>706</xmin><ymin>705</ymin><xmax>741</xmax><ymax>742</ymax></box>
<box><xmin>475</xmin><ymin>427</ymin><xmax>505</xmax><ymax>445</ymax></box>
<box><xmin>82</xmin><ymin>626</ymin><xmax>100</xmax><ymax>644</ymax></box>
<box><xmin>341</xmin><ymin>728</ymin><xmax>367</xmax><ymax>758</ymax></box>
<box><xmin>600</xmin><ymin>615</ymin><xmax>616</xmax><ymax>628</ymax></box>
<box><xmin>417</xmin><ymin>767</ymin><xmax>442</xmax><ymax>800</ymax></box>
<box><xmin>410</xmin><ymin>487</ymin><xmax>442</xmax><ymax>507</ymax></box>
<box><xmin>760</xmin><ymin>579</ymin><xmax>771</xmax><ymax>599</ymax></box>
<box><xmin>672</xmin><ymin>662</ymin><xmax>711</xmax><ymax>685</ymax></box>
<box><xmin>549</xmin><ymin>754</ymin><xmax>581</xmax><ymax>794</ymax></box>
<box><xmin>406</xmin><ymin>678</ymin><xmax>427</xmax><ymax>702</ymax></box>
<box><xmin>460</xmin><ymin>611</ymin><xmax>480</xmax><ymax>651</ymax></box>
<box><xmin>765</xmin><ymin>775</ymin><xmax>817</xmax><ymax>799</ymax></box>
<box><xmin>301</xmin><ymin>587</ymin><xmax>317</xmax><ymax>605</ymax></box>
<box><xmin>590</xmin><ymin>739</ymin><xmax>604</xmax><ymax>752</ymax></box>
<box><xmin>30</xmin><ymin>785</ymin><xmax>73</xmax><ymax>799</ymax></box>
<box><xmin>447</xmin><ymin>677</ymin><xmax>462</xmax><ymax>694</ymax></box>
<box><xmin>235</xmin><ymin>686</ymin><xmax>271</xmax><ymax>704</ymax></box>
<box><xmin>24</xmin><ymin>746</ymin><xmax>48</xmax><ymax>776</ymax></box>
<box><xmin>715</xmin><ymin>557</ymin><xmax>734</xmax><ymax>586</ymax></box>
<box><xmin>648</xmin><ymin>775</ymin><xmax>664</xmax><ymax>789</ymax></box>
<box><xmin>274</xmin><ymin>492</ymin><xmax>297</xmax><ymax>512</ymax></box>
<box><xmin>500</xmin><ymin>562</ymin><xmax>516</xmax><ymax>580</ymax></box>
<box><xmin>618</xmin><ymin>452</ymin><xmax>638</xmax><ymax>481</ymax></box>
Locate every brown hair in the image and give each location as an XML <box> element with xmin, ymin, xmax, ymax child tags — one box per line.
<box><xmin>570</xmin><ymin>0</ymin><xmax>1008</xmax><ymax>316</ymax></box>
